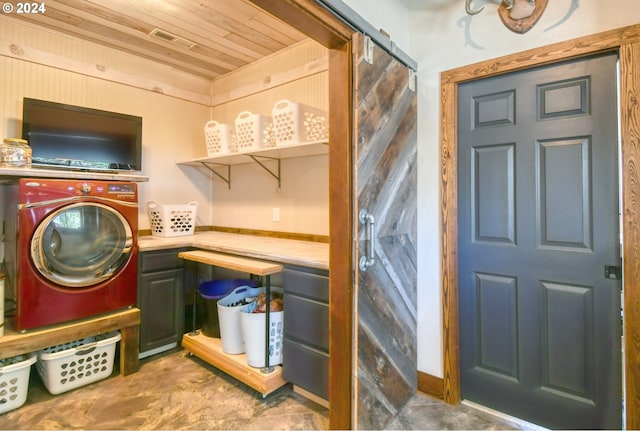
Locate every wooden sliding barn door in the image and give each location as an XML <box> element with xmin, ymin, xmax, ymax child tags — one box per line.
<box><xmin>352</xmin><ymin>32</ymin><xmax>418</xmax><ymax>429</ymax></box>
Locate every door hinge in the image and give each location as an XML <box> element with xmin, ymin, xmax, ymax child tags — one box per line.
<box><xmin>409</xmin><ymin>69</ymin><xmax>417</xmax><ymax>92</ymax></box>
<box><xmin>364</xmin><ymin>36</ymin><xmax>374</xmax><ymax>64</ymax></box>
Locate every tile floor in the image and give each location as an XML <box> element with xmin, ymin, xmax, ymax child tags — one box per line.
<box><xmin>0</xmin><ymin>348</ymin><xmax>527</xmax><ymax>430</ymax></box>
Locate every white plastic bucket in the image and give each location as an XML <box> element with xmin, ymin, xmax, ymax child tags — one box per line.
<box><xmin>240</xmin><ymin>301</ymin><xmax>284</xmax><ymax>368</ymax></box>
<box><xmin>217</xmin><ymin>285</ymin><xmax>263</xmax><ymax>354</ymax></box>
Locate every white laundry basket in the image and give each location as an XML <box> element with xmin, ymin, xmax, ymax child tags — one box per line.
<box><xmin>147</xmin><ymin>201</ymin><xmax>198</xmax><ymax>237</ymax></box>
<box><xmin>36</xmin><ymin>331</ymin><xmax>121</xmax><ymax>395</ymax></box>
<box><xmin>0</xmin><ymin>353</ymin><xmax>37</xmax><ymax>414</ymax></box>
<box><xmin>234</xmin><ymin>111</ymin><xmax>271</xmax><ymax>152</ymax></box>
<box><xmin>271</xmin><ymin>99</ymin><xmax>328</xmax><ymax>146</ymax></box>
<box><xmin>204</xmin><ymin>120</ymin><xmax>235</xmax><ymax>156</ymax></box>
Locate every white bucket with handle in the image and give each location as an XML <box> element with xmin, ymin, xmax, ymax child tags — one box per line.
<box><xmin>217</xmin><ymin>285</ymin><xmax>264</xmax><ymax>354</ymax></box>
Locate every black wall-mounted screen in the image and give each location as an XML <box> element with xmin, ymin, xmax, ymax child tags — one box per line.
<box><xmin>22</xmin><ymin>98</ymin><xmax>142</xmax><ymax>172</ymax></box>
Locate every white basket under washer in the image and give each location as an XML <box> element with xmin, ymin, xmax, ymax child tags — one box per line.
<box><xmin>204</xmin><ymin>120</ymin><xmax>235</xmax><ymax>156</ymax></box>
<box><xmin>0</xmin><ymin>353</ymin><xmax>37</xmax><ymax>414</ymax></box>
<box><xmin>234</xmin><ymin>111</ymin><xmax>271</xmax><ymax>152</ymax></box>
<box><xmin>147</xmin><ymin>201</ymin><xmax>198</xmax><ymax>237</ymax></box>
<box><xmin>271</xmin><ymin>99</ymin><xmax>328</xmax><ymax>146</ymax></box>
<box><xmin>35</xmin><ymin>331</ymin><xmax>121</xmax><ymax>395</ymax></box>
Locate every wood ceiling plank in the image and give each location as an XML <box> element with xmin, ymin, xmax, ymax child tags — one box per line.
<box><xmin>250</xmin><ymin>12</ymin><xmax>308</xmax><ymax>42</ymax></box>
<box><xmin>51</xmin><ymin>0</ymin><xmax>248</xmax><ymax>71</ymax></box>
<box><xmin>204</xmin><ymin>0</ymin><xmax>305</xmax><ymax>46</ymax></box>
<box><xmin>85</xmin><ymin>0</ymin><xmax>265</xmax><ymax>63</ymax></box>
<box><xmin>249</xmin><ymin>0</ymin><xmax>353</xmax><ymax>48</ymax></box>
<box><xmin>3</xmin><ymin>0</ymin><xmax>315</xmax><ymax>82</ymax></box>
<box><xmin>160</xmin><ymin>0</ymin><xmax>290</xmax><ymax>54</ymax></box>
<box><xmin>223</xmin><ymin>32</ymin><xmax>282</xmax><ymax>57</ymax></box>
<box><xmin>124</xmin><ymin>0</ymin><xmax>290</xmax><ymax>60</ymax></box>
<box><xmin>11</xmin><ymin>13</ymin><xmax>225</xmax><ymax>79</ymax></box>
<box><xmin>11</xmin><ymin>2</ymin><xmax>241</xmax><ymax>78</ymax></box>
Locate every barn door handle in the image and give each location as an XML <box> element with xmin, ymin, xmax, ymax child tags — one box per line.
<box><xmin>359</xmin><ymin>209</ymin><xmax>376</xmax><ymax>271</ymax></box>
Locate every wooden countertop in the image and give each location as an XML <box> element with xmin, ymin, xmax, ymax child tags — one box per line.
<box><xmin>138</xmin><ymin>231</ymin><xmax>329</xmax><ymax>270</ymax></box>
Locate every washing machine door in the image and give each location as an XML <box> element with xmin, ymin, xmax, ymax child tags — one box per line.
<box><xmin>31</xmin><ymin>202</ymin><xmax>133</xmax><ymax>288</ymax></box>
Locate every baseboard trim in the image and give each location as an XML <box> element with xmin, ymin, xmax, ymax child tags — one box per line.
<box><xmin>293</xmin><ymin>385</ymin><xmax>329</xmax><ymax>408</ymax></box>
<box><xmin>417</xmin><ymin>371</ymin><xmax>444</xmax><ymax>400</ymax></box>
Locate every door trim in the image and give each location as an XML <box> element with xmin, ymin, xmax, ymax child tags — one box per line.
<box><xmin>247</xmin><ymin>1</ymin><xmax>354</xmax><ymax>429</ymax></box>
<box><xmin>441</xmin><ymin>24</ymin><xmax>640</xmax><ymax>428</ymax></box>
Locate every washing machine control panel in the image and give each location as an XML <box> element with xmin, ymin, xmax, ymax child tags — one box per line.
<box><xmin>108</xmin><ymin>183</ymin><xmax>136</xmax><ymax>194</ymax></box>
<box><xmin>19</xmin><ymin>179</ymin><xmax>138</xmax><ymax>203</ymax></box>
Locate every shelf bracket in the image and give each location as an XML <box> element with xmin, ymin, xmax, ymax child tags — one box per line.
<box><xmin>248</xmin><ymin>155</ymin><xmax>281</xmax><ymax>189</ymax></box>
<box><xmin>198</xmin><ymin>162</ymin><xmax>231</xmax><ymax>189</ymax></box>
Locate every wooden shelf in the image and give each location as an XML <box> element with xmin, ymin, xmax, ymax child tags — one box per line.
<box><xmin>176</xmin><ymin>141</ymin><xmax>328</xmax><ymax>188</ymax></box>
<box><xmin>0</xmin><ymin>166</ymin><xmax>149</xmax><ymax>182</ymax></box>
<box><xmin>182</xmin><ymin>333</ymin><xmax>287</xmax><ymax>396</ymax></box>
<box><xmin>176</xmin><ymin>140</ymin><xmax>328</xmax><ymax>167</ymax></box>
<box><xmin>178</xmin><ymin>250</ymin><xmax>283</xmax><ymax>275</ymax></box>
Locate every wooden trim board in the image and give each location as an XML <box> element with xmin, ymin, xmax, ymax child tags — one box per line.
<box><xmin>209</xmin><ymin>226</ymin><xmax>330</xmax><ymax>243</ymax></box>
<box><xmin>417</xmin><ymin>371</ymin><xmax>445</xmax><ymax>401</ymax></box>
<box><xmin>294</xmin><ymin>385</ymin><xmax>330</xmax><ymax>408</ymax></box>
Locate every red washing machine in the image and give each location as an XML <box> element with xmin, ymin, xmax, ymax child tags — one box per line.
<box><xmin>4</xmin><ymin>178</ymin><xmax>138</xmax><ymax>331</ymax></box>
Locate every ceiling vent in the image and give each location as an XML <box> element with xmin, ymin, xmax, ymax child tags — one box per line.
<box><xmin>149</xmin><ymin>28</ymin><xmax>197</xmax><ymax>49</ymax></box>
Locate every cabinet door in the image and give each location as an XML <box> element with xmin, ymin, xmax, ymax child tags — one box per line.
<box><xmin>139</xmin><ymin>269</ymin><xmax>184</xmax><ymax>352</ymax></box>
<box><xmin>140</xmin><ymin>249</ymin><xmax>185</xmax><ymax>272</ymax></box>
<box><xmin>284</xmin><ymin>295</ymin><xmax>329</xmax><ymax>350</ymax></box>
<box><xmin>283</xmin><ymin>340</ymin><xmax>329</xmax><ymax>400</ymax></box>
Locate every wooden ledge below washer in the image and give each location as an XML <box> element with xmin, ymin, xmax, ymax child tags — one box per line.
<box><xmin>0</xmin><ymin>308</ymin><xmax>141</xmax><ymax>376</ymax></box>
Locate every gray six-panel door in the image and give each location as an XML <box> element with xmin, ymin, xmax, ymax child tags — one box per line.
<box><xmin>458</xmin><ymin>52</ymin><xmax>622</xmax><ymax>429</ymax></box>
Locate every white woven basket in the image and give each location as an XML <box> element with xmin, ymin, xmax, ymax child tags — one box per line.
<box><xmin>271</xmin><ymin>99</ymin><xmax>328</xmax><ymax>146</ymax></box>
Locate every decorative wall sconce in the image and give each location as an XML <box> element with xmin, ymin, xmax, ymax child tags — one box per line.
<box><xmin>465</xmin><ymin>0</ymin><xmax>548</xmax><ymax>34</ymax></box>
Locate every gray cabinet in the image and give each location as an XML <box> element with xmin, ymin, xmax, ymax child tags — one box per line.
<box><xmin>138</xmin><ymin>249</ymin><xmax>186</xmax><ymax>354</ymax></box>
<box><xmin>282</xmin><ymin>265</ymin><xmax>329</xmax><ymax>400</ymax></box>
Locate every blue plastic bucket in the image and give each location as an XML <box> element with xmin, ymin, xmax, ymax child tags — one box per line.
<box><xmin>198</xmin><ymin>279</ymin><xmax>257</xmax><ymax>337</ymax></box>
